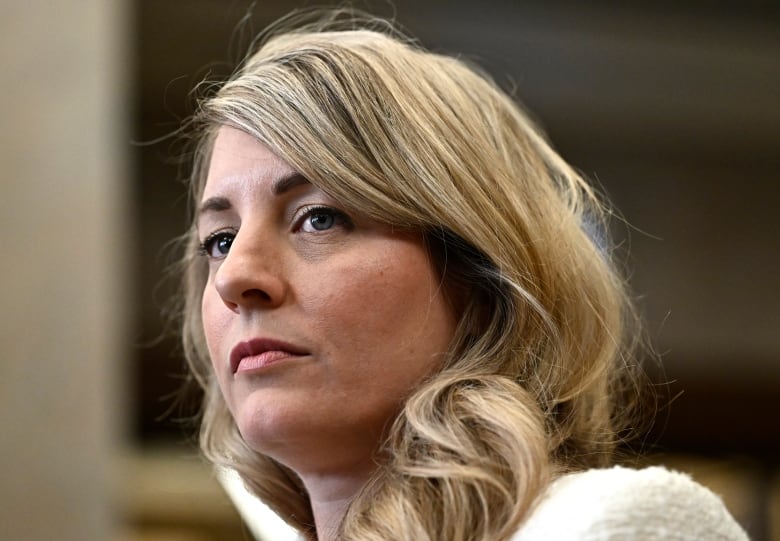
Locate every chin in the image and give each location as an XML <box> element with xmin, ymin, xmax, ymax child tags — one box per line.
<box><xmin>230</xmin><ymin>389</ymin><xmax>386</xmax><ymax>474</ymax></box>
<box><xmin>231</xmin><ymin>389</ymin><xmax>307</xmax><ymax>455</ymax></box>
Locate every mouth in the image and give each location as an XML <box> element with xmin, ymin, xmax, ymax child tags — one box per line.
<box><xmin>229</xmin><ymin>338</ymin><xmax>309</xmax><ymax>374</ymax></box>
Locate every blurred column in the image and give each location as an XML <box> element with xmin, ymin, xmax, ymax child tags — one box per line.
<box><xmin>0</xmin><ymin>1</ymin><xmax>130</xmax><ymax>540</ymax></box>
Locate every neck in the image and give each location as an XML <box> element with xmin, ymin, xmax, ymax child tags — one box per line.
<box><xmin>299</xmin><ymin>463</ymin><xmax>376</xmax><ymax>541</ymax></box>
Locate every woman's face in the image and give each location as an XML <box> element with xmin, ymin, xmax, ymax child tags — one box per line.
<box><xmin>199</xmin><ymin>126</ymin><xmax>457</xmax><ymax>476</ymax></box>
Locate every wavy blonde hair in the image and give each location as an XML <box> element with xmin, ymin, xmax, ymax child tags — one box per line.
<box><xmin>180</xmin><ymin>12</ymin><xmax>648</xmax><ymax>541</ymax></box>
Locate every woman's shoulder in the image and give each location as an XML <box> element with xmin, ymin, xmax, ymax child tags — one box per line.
<box><xmin>511</xmin><ymin>465</ymin><xmax>749</xmax><ymax>540</ymax></box>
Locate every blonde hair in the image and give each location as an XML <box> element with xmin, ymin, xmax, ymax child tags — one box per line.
<box><xmin>180</xmin><ymin>12</ymin><xmax>648</xmax><ymax>541</ymax></box>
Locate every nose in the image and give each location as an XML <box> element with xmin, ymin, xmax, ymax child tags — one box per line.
<box><xmin>212</xmin><ymin>228</ymin><xmax>287</xmax><ymax>313</ymax></box>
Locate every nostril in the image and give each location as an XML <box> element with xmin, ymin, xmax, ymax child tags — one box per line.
<box><xmin>242</xmin><ymin>288</ymin><xmax>273</xmax><ymax>303</ymax></box>
<box><xmin>221</xmin><ymin>298</ymin><xmax>240</xmax><ymax>313</ymax></box>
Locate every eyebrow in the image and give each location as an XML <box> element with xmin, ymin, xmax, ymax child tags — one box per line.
<box><xmin>271</xmin><ymin>172</ymin><xmax>310</xmax><ymax>196</ymax></box>
<box><xmin>198</xmin><ymin>196</ymin><xmax>232</xmax><ymax>216</ymax></box>
<box><xmin>197</xmin><ymin>172</ymin><xmax>311</xmax><ymax>217</ymax></box>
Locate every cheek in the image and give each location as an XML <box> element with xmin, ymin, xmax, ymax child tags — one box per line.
<box><xmin>303</xmin><ymin>238</ymin><xmax>456</xmax><ymax>385</ymax></box>
<box><xmin>201</xmin><ymin>285</ymin><xmax>231</xmax><ymax>378</ymax></box>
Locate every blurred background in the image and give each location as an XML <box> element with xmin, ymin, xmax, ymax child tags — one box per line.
<box><xmin>2</xmin><ymin>1</ymin><xmax>778</xmax><ymax>540</ymax></box>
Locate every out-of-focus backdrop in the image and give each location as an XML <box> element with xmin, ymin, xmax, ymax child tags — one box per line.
<box><xmin>2</xmin><ymin>1</ymin><xmax>778</xmax><ymax>540</ymax></box>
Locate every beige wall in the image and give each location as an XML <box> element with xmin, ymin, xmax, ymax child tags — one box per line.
<box><xmin>0</xmin><ymin>1</ymin><xmax>129</xmax><ymax>540</ymax></box>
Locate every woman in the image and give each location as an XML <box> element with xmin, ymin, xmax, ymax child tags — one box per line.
<box><xmin>179</xmin><ymin>12</ymin><xmax>747</xmax><ymax>541</ymax></box>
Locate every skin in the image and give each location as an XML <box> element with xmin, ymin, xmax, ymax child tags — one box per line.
<box><xmin>199</xmin><ymin>126</ymin><xmax>458</xmax><ymax>540</ymax></box>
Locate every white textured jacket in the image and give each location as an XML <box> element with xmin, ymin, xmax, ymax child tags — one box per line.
<box><xmin>512</xmin><ymin>466</ymin><xmax>749</xmax><ymax>540</ymax></box>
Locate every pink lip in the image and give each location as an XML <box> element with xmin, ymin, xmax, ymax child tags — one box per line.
<box><xmin>229</xmin><ymin>338</ymin><xmax>308</xmax><ymax>374</ymax></box>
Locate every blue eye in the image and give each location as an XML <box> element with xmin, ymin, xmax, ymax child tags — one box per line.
<box><xmin>298</xmin><ymin>206</ymin><xmax>352</xmax><ymax>233</ymax></box>
<box><xmin>199</xmin><ymin>231</ymin><xmax>235</xmax><ymax>258</ymax></box>
<box><xmin>308</xmin><ymin>211</ymin><xmax>335</xmax><ymax>231</ymax></box>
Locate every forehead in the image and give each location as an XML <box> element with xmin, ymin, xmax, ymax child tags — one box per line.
<box><xmin>202</xmin><ymin>126</ymin><xmax>296</xmax><ymax>199</ymax></box>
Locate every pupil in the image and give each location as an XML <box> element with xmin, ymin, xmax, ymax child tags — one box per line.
<box><xmin>311</xmin><ymin>213</ymin><xmax>333</xmax><ymax>230</ymax></box>
<box><xmin>218</xmin><ymin>236</ymin><xmax>232</xmax><ymax>254</ymax></box>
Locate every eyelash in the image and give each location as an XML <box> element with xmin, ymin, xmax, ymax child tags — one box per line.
<box><xmin>198</xmin><ymin>228</ymin><xmax>237</xmax><ymax>259</ymax></box>
<box><xmin>293</xmin><ymin>205</ymin><xmax>353</xmax><ymax>233</ymax></box>
<box><xmin>197</xmin><ymin>206</ymin><xmax>353</xmax><ymax>259</ymax></box>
